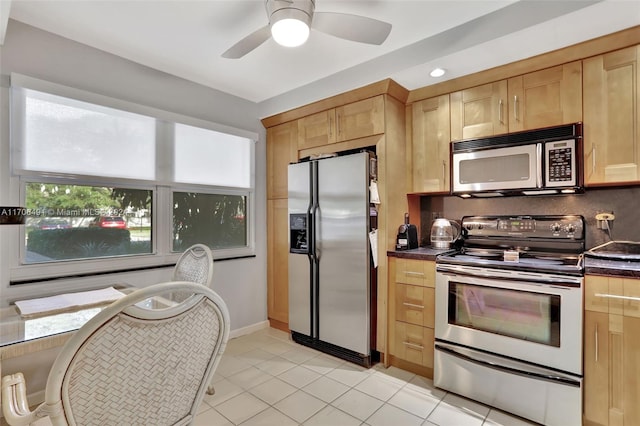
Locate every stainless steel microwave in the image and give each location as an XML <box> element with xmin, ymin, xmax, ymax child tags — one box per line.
<box><xmin>451</xmin><ymin>123</ymin><xmax>583</xmax><ymax>197</ymax></box>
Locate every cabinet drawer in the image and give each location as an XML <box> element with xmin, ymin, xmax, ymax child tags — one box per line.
<box><xmin>394</xmin><ymin>322</ymin><xmax>434</xmax><ymax>368</ymax></box>
<box><xmin>585</xmin><ymin>275</ymin><xmax>640</xmax><ymax>317</ymax></box>
<box><xmin>395</xmin><ymin>283</ymin><xmax>434</xmax><ymax>328</ymax></box>
<box><xmin>395</xmin><ymin>259</ymin><xmax>435</xmax><ymax>287</ymax></box>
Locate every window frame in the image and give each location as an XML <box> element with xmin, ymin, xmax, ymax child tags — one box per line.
<box><xmin>8</xmin><ymin>73</ymin><xmax>257</xmax><ymax>284</ymax></box>
<box><xmin>169</xmin><ymin>183</ymin><xmax>255</xmax><ymax>260</ymax></box>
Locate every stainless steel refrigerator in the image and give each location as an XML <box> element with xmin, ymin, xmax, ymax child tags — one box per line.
<box><xmin>288</xmin><ymin>151</ymin><xmax>376</xmax><ymax>367</ymax></box>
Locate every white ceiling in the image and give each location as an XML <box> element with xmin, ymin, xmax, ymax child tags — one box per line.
<box><xmin>3</xmin><ymin>0</ymin><xmax>640</xmax><ymax>116</ymax></box>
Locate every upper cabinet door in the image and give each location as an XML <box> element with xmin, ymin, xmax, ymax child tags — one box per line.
<box><xmin>450</xmin><ymin>81</ymin><xmax>508</xmax><ymax>141</ymax></box>
<box><xmin>335</xmin><ymin>95</ymin><xmax>385</xmax><ymax>142</ymax></box>
<box><xmin>297</xmin><ymin>109</ymin><xmax>337</xmax><ymax>150</ymax></box>
<box><xmin>508</xmin><ymin>61</ymin><xmax>582</xmax><ymax>132</ymax></box>
<box><xmin>584</xmin><ymin>45</ymin><xmax>640</xmax><ymax>185</ymax></box>
<box><xmin>412</xmin><ymin>95</ymin><xmax>451</xmax><ymax>193</ymax></box>
<box><xmin>451</xmin><ymin>63</ymin><xmax>582</xmax><ymax>141</ymax></box>
<box><xmin>267</xmin><ymin>121</ymin><xmax>298</xmax><ymax>199</ymax></box>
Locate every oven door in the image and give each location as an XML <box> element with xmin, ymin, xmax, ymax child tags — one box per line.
<box><xmin>435</xmin><ymin>264</ymin><xmax>583</xmax><ymax>375</ymax></box>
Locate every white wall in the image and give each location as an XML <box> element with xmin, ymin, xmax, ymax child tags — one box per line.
<box><xmin>0</xmin><ymin>20</ymin><xmax>269</xmax><ymax>333</ymax></box>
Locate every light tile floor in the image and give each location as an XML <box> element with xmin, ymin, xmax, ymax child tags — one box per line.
<box><xmin>195</xmin><ymin>327</ymin><xmax>539</xmax><ymax>426</ymax></box>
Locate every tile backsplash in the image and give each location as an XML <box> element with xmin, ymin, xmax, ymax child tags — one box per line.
<box><xmin>419</xmin><ymin>187</ymin><xmax>640</xmax><ymax>249</ymax></box>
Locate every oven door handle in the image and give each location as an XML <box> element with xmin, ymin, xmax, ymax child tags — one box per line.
<box><xmin>437</xmin><ymin>268</ymin><xmax>581</xmax><ymax>287</ymax></box>
<box><xmin>435</xmin><ymin>343</ymin><xmax>581</xmax><ymax>388</ymax></box>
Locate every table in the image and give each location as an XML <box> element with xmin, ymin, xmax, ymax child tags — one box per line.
<box><xmin>0</xmin><ymin>285</ymin><xmax>134</xmax><ymax>360</ymax></box>
<box><xmin>0</xmin><ymin>284</ymin><xmax>181</xmax><ymax>414</ymax></box>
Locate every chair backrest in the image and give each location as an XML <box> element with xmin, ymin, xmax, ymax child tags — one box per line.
<box><xmin>44</xmin><ymin>281</ymin><xmax>229</xmax><ymax>426</ymax></box>
<box><xmin>172</xmin><ymin>244</ymin><xmax>214</xmax><ymax>287</ymax></box>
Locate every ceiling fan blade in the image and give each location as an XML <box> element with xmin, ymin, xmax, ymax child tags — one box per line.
<box><xmin>312</xmin><ymin>12</ymin><xmax>392</xmax><ymax>45</ymax></box>
<box><xmin>222</xmin><ymin>25</ymin><xmax>272</xmax><ymax>59</ymax></box>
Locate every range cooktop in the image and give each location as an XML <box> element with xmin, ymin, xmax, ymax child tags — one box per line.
<box><xmin>436</xmin><ymin>215</ymin><xmax>586</xmax><ymax>276</ymax></box>
<box><xmin>586</xmin><ymin>241</ymin><xmax>640</xmax><ymax>261</ymax></box>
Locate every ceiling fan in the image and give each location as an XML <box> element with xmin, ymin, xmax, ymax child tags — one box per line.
<box><xmin>222</xmin><ymin>0</ymin><xmax>392</xmax><ymax>59</ymax></box>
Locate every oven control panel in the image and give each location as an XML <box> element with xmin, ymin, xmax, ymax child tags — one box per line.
<box><xmin>462</xmin><ymin>215</ymin><xmax>584</xmax><ymax>239</ymax></box>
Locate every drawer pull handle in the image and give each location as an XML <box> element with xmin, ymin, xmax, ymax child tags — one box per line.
<box><xmin>403</xmin><ymin>302</ymin><xmax>425</xmax><ymax>309</ymax></box>
<box><xmin>594</xmin><ymin>293</ymin><xmax>640</xmax><ymax>302</ymax></box>
<box><xmin>403</xmin><ymin>341</ymin><xmax>424</xmax><ymax>350</ymax></box>
<box><xmin>405</xmin><ymin>271</ymin><xmax>425</xmax><ymax>277</ymax></box>
<box><xmin>595</xmin><ymin>323</ymin><xmax>599</xmax><ymax>363</ymax></box>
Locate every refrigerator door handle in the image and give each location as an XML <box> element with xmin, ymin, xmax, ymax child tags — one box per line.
<box><xmin>310</xmin><ymin>161</ymin><xmax>321</xmax><ymax>339</ymax></box>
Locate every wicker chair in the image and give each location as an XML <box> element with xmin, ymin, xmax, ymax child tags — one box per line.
<box><xmin>172</xmin><ymin>244</ymin><xmax>214</xmax><ymax>287</ymax></box>
<box><xmin>171</xmin><ymin>244</ymin><xmax>219</xmax><ymax>395</ymax></box>
<box><xmin>1</xmin><ymin>281</ymin><xmax>229</xmax><ymax>426</ymax></box>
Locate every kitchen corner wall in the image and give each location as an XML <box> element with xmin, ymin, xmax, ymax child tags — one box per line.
<box><xmin>0</xmin><ymin>20</ymin><xmax>268</xmax><ymax>332</ymax></box>
<box><xmin>419</xmin><ymin>187</ymin><xmax>640</xmax><ymax>250</ymax></box>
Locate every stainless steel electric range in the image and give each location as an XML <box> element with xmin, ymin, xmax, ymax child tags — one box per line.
<box><xmin>434</xmin><ymin>215</ymin><xmax>585</xmax><ymax>426</ymax></box>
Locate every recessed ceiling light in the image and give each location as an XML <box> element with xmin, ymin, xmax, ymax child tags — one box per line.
<box><xmin>430</xmin><ymin>68</ymin><xmax>446</xmax><ymax>78</ymax></box>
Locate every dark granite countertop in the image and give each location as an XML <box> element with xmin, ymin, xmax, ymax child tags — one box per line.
<box><xmin>387</xmin><ymin>247</ymin><xmax>640</xmax><ymax>279</ymax></box>
<box><xmin>387</xmin><ymin>247</ymin><xmax>456</xmax><ymax>261</ymax></box>
<box><xmin>584</xmin><ymin>256</ymin><xmax>640</xmax><ymax>279</ymax></box>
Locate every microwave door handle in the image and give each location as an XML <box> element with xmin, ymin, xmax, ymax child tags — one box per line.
<box><xmin>536</xmin><ymin>143</ymin><xmax>543</xmax><ymax>188</ymax></box>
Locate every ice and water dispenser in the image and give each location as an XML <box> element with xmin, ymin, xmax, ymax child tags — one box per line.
<box><xmin>289</xmin><ymin>213</ymin><xmax>308</xmax><ymax>254</ymax></box>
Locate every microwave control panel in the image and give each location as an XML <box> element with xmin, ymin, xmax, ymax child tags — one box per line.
<box><xmin>545</xmin><ymin>139</ymin><xmax>576</xmax><ymax>186</ymax></box>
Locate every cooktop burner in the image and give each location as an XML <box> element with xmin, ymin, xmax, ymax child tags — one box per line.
<box><xmin>436</xmin><ymin>215</ymin><xmax>585</xmax><ymax>276</ymax></box>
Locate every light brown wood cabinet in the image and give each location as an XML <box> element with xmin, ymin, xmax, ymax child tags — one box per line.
<box><xmin>389</xmin><ymin>258</ymin><xmax>436</xmax><ymax>374</ymax></box>
<box><xmin>267</xmin><ymin>199</ymin><xmax>290</xmax><ymax>327</ymax></box>
<box><xmin>296</xmin><ymin>96</ymin><xmax>385</xmax><ymax>151</ymax></box>
<box><xmin>297</xmin><ymin>109</ymin><xmax>336</xmax><ymax>150</ymax></box>
<box><xmin>267</xmin><ymin>121</ymin><xmax>298</xmax><ymax>199</ymax></box>
<box><xmin>394</xmin><ymin>322</ymin><xmax>434</xmax><ymax>368</ymax></box>
<box><xmin>411</xmin><ymin>95</ymin><xmax>451</xmax><ymax>193</ymax></box>
<box><xmin>264</xmin><ymin>81</ymin><xmax>408</xmax><ymax>342</ymax></box>
<box><xmin>584</xmin><ymin>275</ymin><xmax>640</xmax><ymax>426</ymax></box>
<box><xmin>507</xmin><ymin>61</ymin><xmax>582</xmax><ymax>132</ymax></box>
<box><xmin>335</xmin><ymin>96</ymin><xmax>385</xmax><ymax>142</ymax></box>
<box><xmin>450</xmin><ymin>62</ymin><xmax>582</xmax><ymax>141</ymax></box>
<box><xmin>450</xmin><ymin>80</ymin><xmax>508</xmax><ymax>141</ymax></box>
<box><xmin>584</xmin><ymin>45</ymin><xmax>640</xmax><ymax>185</ymax></box>
<box><xmin>266</xmin><ymin>122</ymin><xmax>297</xmax><ymax>329</ymax></box>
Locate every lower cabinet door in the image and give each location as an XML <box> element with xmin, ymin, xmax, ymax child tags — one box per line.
<box><xmin>584</xmin><ymin>311</ymin><xmax>609</xmax><ymax>426</ymax></box>
<box><xmin>394</xmin><ymin>321</ymin><xmax>434</xmax><ymax>368</ymax></box>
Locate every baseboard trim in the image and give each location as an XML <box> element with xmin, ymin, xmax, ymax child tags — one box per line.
<box><xmin>229</xmin><ymin>320</ymin><xmax>269</xmax><ymax>339</ymax></box>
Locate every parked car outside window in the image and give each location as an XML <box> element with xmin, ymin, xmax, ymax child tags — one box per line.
<box><xmin>90</xmin><ymin>216</ymin><xmax>127</xmax><ymax>229</ymax></box>
<box><xmin>38</xmin><ymin>218</ymin><xmax>71</xmax><ymax>230</ymax></box>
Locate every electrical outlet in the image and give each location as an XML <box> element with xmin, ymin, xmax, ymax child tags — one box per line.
<box><xmin>595</xmin><ymin>212</ymin><xmax>615</xmax><ymax>229</ymax></box>
<box><xmin>595</xmin><ymin>212</ymin><xmax>615</xmax><ymax>221</ymax></box>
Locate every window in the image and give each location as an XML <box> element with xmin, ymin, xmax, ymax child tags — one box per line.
<box><xmin>173</xmin><ymin>192</ymin><xmax>247</xmax><ymax>252</ymax></box>
<box><xmin>9</xmin><ymin>74</ymin><xmax>256</xmax><ymax>282</ymax></box>
<box><xmin>24</xmin><ymin>184</ymin><xmax>152</xmax><ymax>263</ymax></box>
<box><xmin>174</xmin><ymin>123</ymin><xmax>251</xmax><ymax>187</ymax></box>
<box><xmin>14</xmin><ymin>88</ymin><xmax>155</xmax><ymax>179</ymax></box>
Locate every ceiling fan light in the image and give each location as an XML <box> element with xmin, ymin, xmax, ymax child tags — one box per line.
<box><xmin>271</xmin><ymin>18</ymin><xmax>310</xmax><ymax>47</ymax></box>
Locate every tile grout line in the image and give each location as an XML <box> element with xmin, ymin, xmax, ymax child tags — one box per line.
<box><xmin>200</xmin><ymin>330</ymin><xmax>508</xmax><ymax>426</ymax></box>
